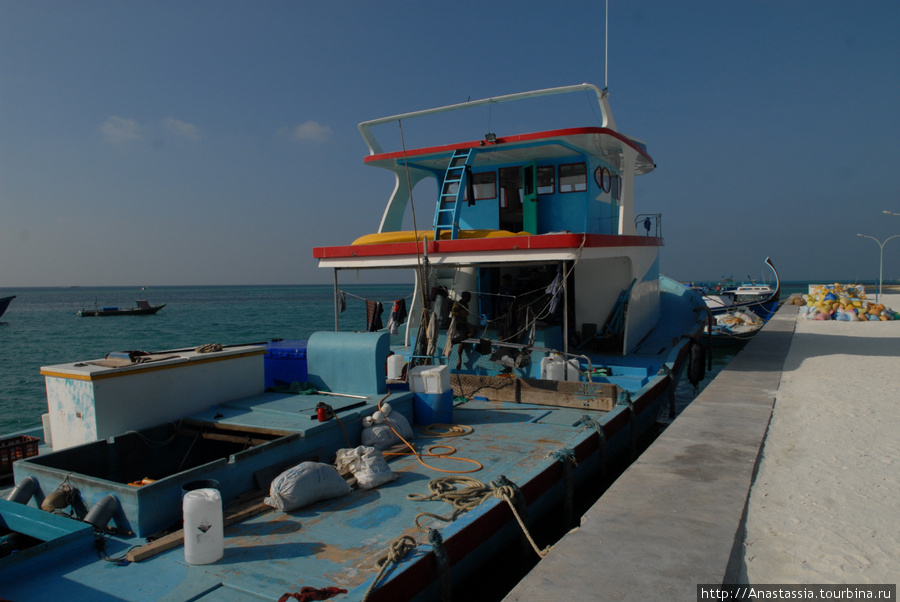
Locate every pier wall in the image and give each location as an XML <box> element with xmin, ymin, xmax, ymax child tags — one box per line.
<box><xmin>504</xmin><ymin>304</ymin><xmax>799</xmax><ymax>599</ymax></box>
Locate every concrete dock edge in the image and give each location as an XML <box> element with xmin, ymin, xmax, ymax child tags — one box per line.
<box><xmin>504</xmin><ymin>303</ymin><xmax>800</xmax><ymax>600</ymax></box>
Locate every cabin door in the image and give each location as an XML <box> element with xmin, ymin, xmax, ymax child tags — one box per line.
<box><xmin>499</xmin><ymin>167</ymin><xmax>523</xmax><ymax>232</ymax></box>
<box><xmin>522</xmin><ymin>162</ymin><xmax>538</xmax><ymax>234</ymax></box>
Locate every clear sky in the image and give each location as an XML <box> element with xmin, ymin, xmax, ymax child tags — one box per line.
<box><xmin>2</xmin><ymin>1</ymin><xmax>899</xmax><ymax>287</ymax></box>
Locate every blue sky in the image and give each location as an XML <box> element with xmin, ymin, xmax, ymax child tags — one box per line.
<box><xmin>2</xmin><ymin>1</ymin><xmax>899</xmax><ymax>287</ymax></box>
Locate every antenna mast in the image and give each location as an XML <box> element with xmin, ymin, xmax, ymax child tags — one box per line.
<box><xmin>605</xmin><ymin>0</ymin><xmax>609</xmax><ymax>89</ymax></box>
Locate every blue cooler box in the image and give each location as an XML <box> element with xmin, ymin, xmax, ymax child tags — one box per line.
<box><xmin>264</xmin><ymin>340</ymin><xmax>308</xmax><ymax>389</ymax></box>
<box><xmin>408</xmin><ymin>365</ymin><xmax>453</xmax><ymax>425</ymax></box>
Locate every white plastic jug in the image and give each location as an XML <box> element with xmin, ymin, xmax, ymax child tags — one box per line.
<box><xmin>183</xmin><ymin>488</ymin><xmax>224</xmax><ymax>564</ymax></box>
<box><xmin>386</xmin><ymin>354</ymin><xmax>405</xmax><ymax>380</ymax></box>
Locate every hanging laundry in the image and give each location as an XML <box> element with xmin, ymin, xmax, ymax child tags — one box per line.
<box><xmin>338</xmin><ymin>290</ymin><xmax>346</xmax><ymax>313</ymax></box>
<box><xmin>426</xmin><ymin>312</ymin><xmax>439</xmax><ymax>356</ymax></box>
<box><xmin>546</xmin><ymin>264</ymin><xmax>564</xmax><ymax>315</ymax></box>
<box><xmin>426</xmin><ymin>292</ymin><xmax>447</xmax><ymax>356</ymax></box>
<box><xmin>366</xmin><ymin>300</ymin><xmax>384</xmax><ymax>332</ymax></box>
<box><xmin>386</xmin><ymin>298</ymin><xmax>408</xmax><ymax>335</ymax></box>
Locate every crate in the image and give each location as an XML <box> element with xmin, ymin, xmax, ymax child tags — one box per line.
<box><xmin>0</xmin><ymin>435</ymin><xmax>39</xmax><ymax>476</ymax></box>
<box><xmin>264</xmin><ymin>340</ymin><xmax>309</xmax><ymax>389</ymax></box>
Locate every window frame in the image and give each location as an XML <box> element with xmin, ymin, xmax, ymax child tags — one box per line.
<box><xmin>537</xmin><ymin>165</ymin><xmax>555</xmax><ymax>195</ymax></box>
<box><xmin>559</xmin><ymin>162</ymin><xmax>587</xmax><ymax>193</ymax></box>
<box><xmin>471</xmin><ymin>170</ymin><xmax>498</xmax><ymax>201</ymax></box>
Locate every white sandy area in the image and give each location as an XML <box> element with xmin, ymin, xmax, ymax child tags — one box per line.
<box><xmin>741</xmin><ymin>294</ymin><xmax>900</xmax><ymax>584</ymax></box>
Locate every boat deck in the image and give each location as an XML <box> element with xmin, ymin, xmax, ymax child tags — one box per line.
<box><xmin>1</xmin><ymin>396</ymin><xmax>632</xmax><ymax>601</ymax></box>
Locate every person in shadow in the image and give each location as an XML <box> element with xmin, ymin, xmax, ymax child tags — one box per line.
<box><xmin>444</xmin><ymin>291</ymin><xmax>474</xmax><ymax>369</ymax></box>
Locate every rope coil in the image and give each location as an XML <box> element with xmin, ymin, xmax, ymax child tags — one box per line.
<box><xmin>407</xmin><ymin>475</ymin><xmax>549</xmax><ymax>559</ymax></box>
<box><xmin>362</xmin><ymin>534</ymin><xmax>419</xmax><ymax>602</ymax></box>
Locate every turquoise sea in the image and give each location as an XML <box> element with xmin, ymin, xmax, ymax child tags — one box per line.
<box><xmin>0</xmin><ymin>281</ymin><xmax>818</xmax><ymax>436</ymax></box>
<box><xmin>0</xmin><ymin>284</ymin><xmax>409</xmax><ymax>434</ymax></box>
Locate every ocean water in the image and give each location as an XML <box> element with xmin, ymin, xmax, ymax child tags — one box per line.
<box><xmin>0</xmin><ymin>284</ymin><xmax>409</xmax><ymax>434</ymax></box>
<box><xmin>0</xmin><ymin>281</ymin><xmax>816</xmax><ymax>436</ymax></box>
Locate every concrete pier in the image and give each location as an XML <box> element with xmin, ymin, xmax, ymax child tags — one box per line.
<box><xmin>505</xmin><ymin>295</ymin><xmax>900</xmax><ymax>600</ymax></box>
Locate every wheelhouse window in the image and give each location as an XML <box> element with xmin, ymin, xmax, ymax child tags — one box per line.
<box><xmin>472</xmin><ymin>171</ymin><xmax>497</xmax><ymax>200</ymax></box>
<box><xmin>593</xmin><ymin>165</ymin><xmax>620</xmax><ymax>199</ymax></box>
<box><xmin>537</xmin><ymin>166</ymin><xmax>555</xmax><ymax>195</ymax></box>
<box><xmin>559</xmin><ymin>163</ymin><xmax>587</xmax><ymax>193</ymax></box>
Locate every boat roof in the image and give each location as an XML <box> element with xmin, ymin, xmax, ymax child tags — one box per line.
<box><xmin>363</xmin><ymin>127</ymin><xmax>655</xmax><ymax>176</ymax></box>
<box><xmin>313</xmin><ymin>232</ymin><xmax>661</xmax><ymax>270</ymax></box>
<box><xmin>358</xmin><ymin>84</ymin><xmax>654</xmax><ymax>175</ymax></box>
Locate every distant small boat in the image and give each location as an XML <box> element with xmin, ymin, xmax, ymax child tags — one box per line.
<box><xmin>0</xmin><ymin>295</ymin><xmax>15</xmax><ymax>319</ymax></box>
<box><xmin>697</xmin><ymin>258</ymin><xmax>781</xmax><ymax>322</ymax></box>
<box><xmin>78</xmin><ymin>300</ymin><xmax>166</xmax><ymax>317</ymax></box>
<box><xmin>705</xmin><ymin>307</ymin><xmax>764</xmax><ymax>346</ymax></box>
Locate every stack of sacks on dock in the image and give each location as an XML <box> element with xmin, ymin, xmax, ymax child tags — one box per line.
<box><xmin>798</xmin><ymin>284</ymin><xmax>900</xmax><ymax>321</ymax></box>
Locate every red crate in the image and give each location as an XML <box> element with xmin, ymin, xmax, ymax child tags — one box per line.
<box><xmin>0</xmin><ymin>435</ymin><xmax>40</xmax><ymax>476</ymax></box>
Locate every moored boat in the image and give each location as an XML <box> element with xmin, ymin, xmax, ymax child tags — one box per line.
<box><xmin>78</xmin><ymin>300</ymin><xmax>166</xmax><ymax>317</ymax></box>
<box><xmin>705</xmin><ymin>307</ymin><xmax>764</xmax><ymax>346</ymax></box>
<box><xmin>2</xmin><ymin>84</ymin><xmax>706</xmax><ymax>601</ymax></box>
<box><xmin>698</xmin><ymin>257</ymin><xmax>781</xmax><ymax>322</ymax></box>
<box><xmin>0</xmin><ymin>295</ymin><xmax>15</xmax><ymax>320</ymax></box>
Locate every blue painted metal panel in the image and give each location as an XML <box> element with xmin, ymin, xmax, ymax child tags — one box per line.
<box><xmin>307</xmin><ymin>331</ymin><xmax>390</xmax><ymax>396</ymax></box>
<box><xmin>0</xmin><ymin>499</ymin><xmax>95</xmax><ymax>581</ymax></box>
<box><xmin>13</xmin><ymin>392</ymin><xmax>416</xmax><ymax>538</ymax></box>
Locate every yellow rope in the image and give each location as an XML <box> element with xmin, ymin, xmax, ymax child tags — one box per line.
<box><xmin>408</xmin><ymin>476</ymin><xmax>549</xmax><ymax>558</ymax></box>
<box><xmin>378</xmin><ymin>398</ymin><xmax>483</xmax><ymax>474</ymax></box>
<box><xmin>417</xmin><ymin>423</ymin><xmax>473</xmax><ymax>437</ymax></box>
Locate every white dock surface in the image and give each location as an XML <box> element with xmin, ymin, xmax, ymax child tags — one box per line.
<box><xmin>505</xmin><ymin>295</ymin><xmax>900</xmax><ymax>600</ymax></box>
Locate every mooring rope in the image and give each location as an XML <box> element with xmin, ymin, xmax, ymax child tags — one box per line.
<box><xmin>407</xmin><ymin>475</ymin><xmax>549</xmax><ymax>558</ymax></box>
<box><xmin>362</xmin><ymin>534</ymin><xmax>419</xmax><ymax>602</ymax></box>
<box><xmin>550</xmin><ymin>448</ymin><xmax>577</xmax><ymax>529</ymax></box>
<box><xmin>576</xmin><ymin>414</ymin><xmax>608</xmax><ymax>476</ymax></box>
<box><xmin>428</xmin><ymin>529</ymin><xmax>451</xmax><ymax>602</ymax></box>
<box><xmin>619</xmin><ymin>390</ymin><xmax>637</xmax><ymax>460</ymax></box>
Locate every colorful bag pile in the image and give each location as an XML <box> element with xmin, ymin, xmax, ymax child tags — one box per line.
<box><xmin>798</xmin><ymin>284</ymin><xmax>899</xmax><ymax>321</ymax></box>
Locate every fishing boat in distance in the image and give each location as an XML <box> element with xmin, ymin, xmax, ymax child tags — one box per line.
<box><xmin>696</xmin><ymin>257</ymin><xmax>781</xmax><ymax>322</ymax></box>
<box><xmin>78</xmin><ymin>300</ymin><xmax>166</xmax><ymax>317</ymax></box>
<box><xmin>2</xmin><ymin>84</ymin><xmax>706</xmax><ymax>601</ymax></box>
<box><xmin>0</xmin><ymin>295</ymin><xmax>15</xmax><ymax>320</ymax></box>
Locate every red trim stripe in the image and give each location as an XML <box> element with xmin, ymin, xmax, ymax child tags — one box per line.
<box><xmin>363</xmin><ymin>127</ymin><xmax>653</xmax><ymax>167</ymax></box>
<box><xmin>313</xmin><ymin>233</ymin><xmax>661</xmax><ymax>260</ymax></box>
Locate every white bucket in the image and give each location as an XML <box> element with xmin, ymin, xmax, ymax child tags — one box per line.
<box><xmin>386</xmin><ymin>354</ymin><xmax>406</xmax><ymax>380</ymax></box>
<box><xmin>183</xmin><ymin>488</ymin><xmax>224</xmax><ymax>565</ymax></box>
<box><xmin>540</xmin><ymin>355</ymin><xmax>581</xmax><ymax>381</ymax></box>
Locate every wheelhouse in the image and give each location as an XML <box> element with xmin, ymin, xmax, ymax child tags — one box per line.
<box><xmin>314</xmin><ymin>85</ymin><xmax>672</xmax><ymax>376</ymax></box>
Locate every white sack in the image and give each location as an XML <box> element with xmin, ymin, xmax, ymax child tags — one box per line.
<box><xmin>335</xmin><ymin>446</ymin><xmax>395</xmax><ymax>489</ymax></box>
<box><xmin>264</xmin><ymin>461</ymin><xmax>350</xmax><ymax>512</ymax></box>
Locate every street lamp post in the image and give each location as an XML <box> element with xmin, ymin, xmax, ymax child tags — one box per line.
<box><xmin>857</xmin><ymin>233</ymin><xmax>900</xmax><ymax>303</ymax></box>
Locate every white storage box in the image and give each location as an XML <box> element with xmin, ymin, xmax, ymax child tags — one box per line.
<box><xmin>408</xmin><ymin>365</ymin><xmax>451</xmax><ymax>394</ymax></box>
